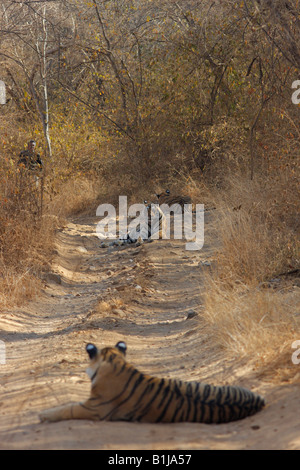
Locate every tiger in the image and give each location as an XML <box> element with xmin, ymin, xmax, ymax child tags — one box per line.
<box><xmin>156</xmin><ymin>189</ymin><xmax>192</xmax><ymax>214</ymax></box>
<box><xmin>39</xmin><ymin>341</ymin><xmax>265</xmax><ymax>424</ymax></box>
<box><xmin>156</xmin><ymin>189</ymin><xmax>192</xmax><ymax>206</ymax></box>
<box><xmin>114</xmin><ymin>201</ymin><xmax>166</xmax><ymax>246</ymax></box>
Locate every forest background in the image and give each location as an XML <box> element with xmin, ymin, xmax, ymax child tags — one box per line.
<box><xmin>0</xmin><ymin>0</ymin><xmax>299</xmax><ymax>377</ymax></box>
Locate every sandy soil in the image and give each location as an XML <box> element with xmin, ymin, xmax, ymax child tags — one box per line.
<box><xmin>0</xmin><ymin>210</ymin><xmax>299</xmax><ymax>450</ymax></box>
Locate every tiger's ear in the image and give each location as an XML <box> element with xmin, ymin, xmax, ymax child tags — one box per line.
<box><xmin>116</xmin><ymin>341</ymin><xmax>127</xmax><ymax>355</ymax></box>
<box><xmin>86</xmin><ymin>343</ymin><xmax>98</xmax><ymax>359</ymax></box>
<box><xmin>166</xmin><ymin>189</ymin><xmax>170</xmax><ymax>194</ymax></box>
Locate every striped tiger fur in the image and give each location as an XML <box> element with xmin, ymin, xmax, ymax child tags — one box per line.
<box><xmin>156</xmin><ymin>189</ymin><xmax>192</xmax><ymax>212</ymax></box>
<box><xmin>39</xmin><ymin>341</ymin><xmax>265</xmax><ymax>424</ymax></box>
<box><xmin>100</xmin><ymin>201</ymin><xmax>166</xmax><ymax>247</ymax></box>
<box><xmin>121</xmin><ymin>201</ymin><xmax>166</xmax><ymax>244</ymax></box>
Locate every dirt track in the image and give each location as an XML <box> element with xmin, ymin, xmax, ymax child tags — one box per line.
<box><xmin>0</xmin><ymin>211</ymin><xmax>299</xmax><ymax>450</ymax></box>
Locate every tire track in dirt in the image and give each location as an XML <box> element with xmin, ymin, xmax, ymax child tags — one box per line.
<box><xmin>0</xmin><ymin>212</ymin><xmax>299</xmax><ymax>449</ymax></box>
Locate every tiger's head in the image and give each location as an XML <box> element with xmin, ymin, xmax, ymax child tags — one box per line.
<box><xmin>85</xmin><ymin>341</ymin><xmax>127</xmax><ymax>384</ymax></box>
<box><xmin>156</xmin><ymin>189</ymin><xmax>170</xmax><ymax>199</ymax></box>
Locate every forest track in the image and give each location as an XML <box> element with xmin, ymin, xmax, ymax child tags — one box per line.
<box><xmin>0</xmin><ymin>211</ymin><xmax>299</xmax><ymax>450</ymax></box>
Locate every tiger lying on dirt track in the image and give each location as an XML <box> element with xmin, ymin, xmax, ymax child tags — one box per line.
<box><xmin>122</xmin><ymin>201</ymin><xmax>166</xmax><ymax>244</ymax></box>
<box><xmin>156</xmin><ymin>189</ymin><xmax>192</xmax><ymax>208</ymax></box>
<box><xmin>101</xmin><ymin>201</ymin><xmax>166</xmax><ymax>247</ymax></box>
<box><xmin>39</xmin><ymin>341</ymin><xmax>265</xmax><ymax>424</ymax></box>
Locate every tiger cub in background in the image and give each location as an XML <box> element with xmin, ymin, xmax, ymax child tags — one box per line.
<box><xmin>156</xmin><ymin>189</ymin><xmax>192</xmax><ymax>211</ymax></box>
<box><xmin>40</xmin><ymin>341</ymin><xmax>265</xmax><ymax>424</ymax></box>
<box><xmin>122</xmin><ymin>201</ymin><xmax>166</xmax><ymax>244</ymax></box>
<box><xmin>102</xmin><ymin>200</ymin><xmax>166</xmax><ymax>247</ymax></box>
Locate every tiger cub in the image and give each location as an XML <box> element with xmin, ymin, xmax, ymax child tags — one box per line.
<box><xmin>156</xmin><ymin>189</ymin><xmax>192</xmax><ymax>210</ymax></box>
<box><xmin>39</xmin><ymin>341</ymin><xmax>265</xmax><ymax>424</ymax></box>
<box><xmin>121</xmin><ymin>201</ymin><xmax>166</xmax><ymax>244</ymax></box>
<box><xmin>101</xmin><ymin>201</ymin><xmax>166</xmax><ymax>247</ymax></box>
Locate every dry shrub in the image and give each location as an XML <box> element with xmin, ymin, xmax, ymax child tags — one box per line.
<box><xmin>204</xmin><ymin>278</ymin><xmax>299</xmax><ymax>355</ymax></box>
<box><xmin>0</xmin><ymin>172</ymin><xmax>102</xmax><ymax>307</ymax></box>
<box><xmin>209</xmin><ymin>169</ymin><xmax>299</xmax><ymax>285</ymax></box>
<box><xmin>203</xmin><ymin>277</ymin><xmax>300</xmax><ymax>382</ymax></box>
<box><xmin>0</xmin><ymin>167</ymin><xmax>58</xmax><ymax>306</ymax></box>
<box><xmin>0</xmin><ymin>269</ymin><xmax>41</xmax><ymax>308</ymax></box>
<box><xmin>209</xmin><ymin>208</ymin><xmax>295</xmax><ymax>286</ymax></box>
<box><xmin>46</xmin><ymin>176</ymin><xmax>100</xmax><ymax>218</ymax></box>
<box><xmin>0</xmin><ymin>210</ymin><xmax>55</xmax><ymax>307</ymax></box>
<box><xmin>202</xmin><ymin>168</ymin><xmax>300</xmax><ymax>381</ymax></box>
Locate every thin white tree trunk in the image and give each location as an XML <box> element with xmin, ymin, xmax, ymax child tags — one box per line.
<box><xmin>41</xmin><ymin>5</ymin><xmax>52</xmax><ymax>159</ymax></box>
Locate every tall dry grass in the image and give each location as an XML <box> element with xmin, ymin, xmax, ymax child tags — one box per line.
<box><xmin>46</xmin><ymin>176</ymin><xmax>101</xmax><ymax>218</ymax></box>
<box><xmin>202</xmin><ymin>169</ymin><xmax>300</xmax><ymax>382</ymax></box>
<box><xmin>0</xmin><ymin>203</ymin><xmax>55</xmax><ymax>307</ymax></box>
<box><xmin>0</xmin><ymin>164</ymin><xmax>101</xmax><ymax>307</ymax></box>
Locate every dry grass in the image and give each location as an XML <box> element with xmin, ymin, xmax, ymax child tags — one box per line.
<box><xmin>208</xmin><ymin>208</ymin><xmax>295</xmax><ymax>286</ymax></box>
<box><xmin>203</xmin><ymin>276</ymin><xmax>300</xmax><ymax>382</ymax></box>
<box><xmin>202</xmin><ymin>169</ymin><xmax>300</xmax><ymax>381</ymax></box>
<box><xmin>0</xmin><ymin>212</ymin><xmax>55</xmax><ymax>307</ymax></box>
<box><xmin>0</xmin><ymin>171</ymin><xmax>100</xmax><ymax>307</ymax></box>
<box><xmin>204</xmin><ymin>278</ymin><xmax>299</xmax><ymax>353</ymax></box>
<box><xmin>46</xmin><ymin>176</ymin><xmax>100</xmax><ymax>218</ymax></box>
<box><xmin>0</xmin><ymin>269</ymin><xmax>41</xmax><ymax>308</ymax></box>
<box><xmin>209</xmin><ymin>169</ymin><xmax>299</xmax><ymax>283</ymax></box>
